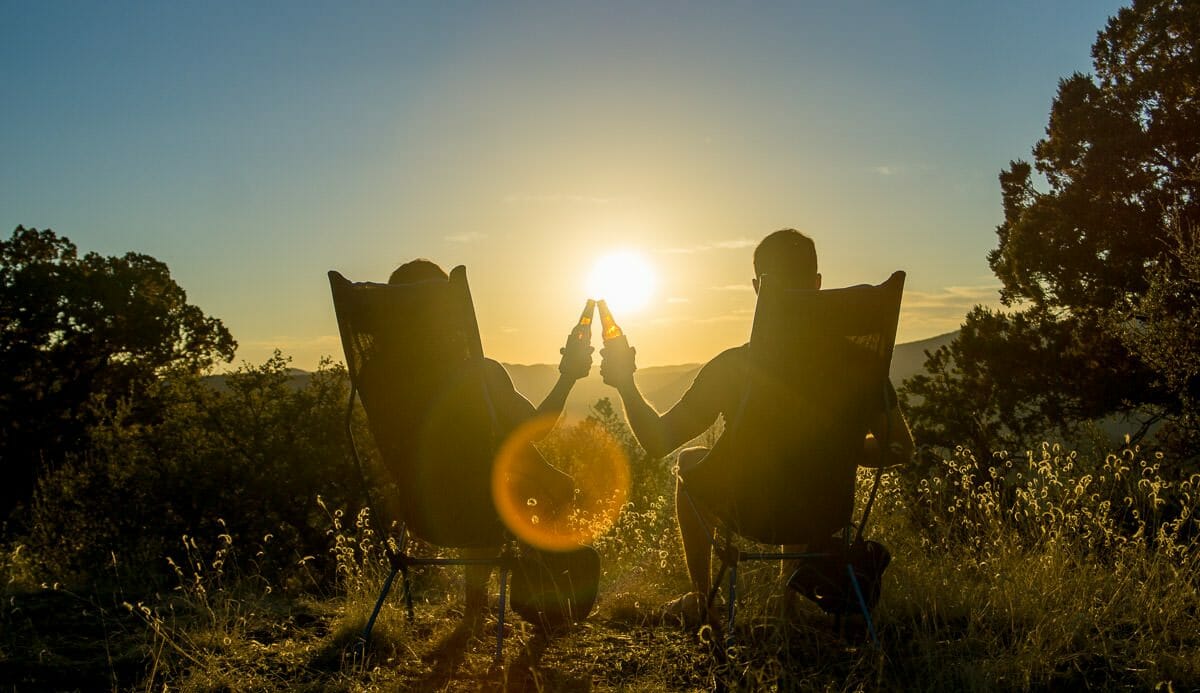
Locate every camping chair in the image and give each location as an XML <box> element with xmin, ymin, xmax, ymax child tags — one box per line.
<box><xmin>681</xmin><ymin>271</ymin><xmax>906</xmax><ymax>647</ymax></box>
<box><xmin>328</xmin><ymin>266</ymin><xmax>513</xmax><ymax>660</ymax></box>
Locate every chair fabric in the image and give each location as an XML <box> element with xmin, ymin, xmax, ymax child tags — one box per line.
<box><xmin>329</xmin><ymin>266</ymin><xmax>505</xmax><ymax>548</ymax></box>
<box><xmin>682</xmin><ymin>271</ymin><xmax>906</xmax><ymax>545</ymax></box>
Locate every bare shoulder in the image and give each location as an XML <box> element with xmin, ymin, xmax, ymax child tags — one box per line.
<box><xmin>483</xmin><ymin>358</ymin><xmax>518</xmax><ymax>389</ymax></box>
<box><xmin>705</xmin><ymin>344</ymin><xmax>750</xmax><ymax>371</ymax></box>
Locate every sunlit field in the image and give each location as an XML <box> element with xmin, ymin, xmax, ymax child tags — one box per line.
<box><xmin>2</xmin><ymin>357</ymin><xmax>1197</xmax><ymax>690</ymax></box>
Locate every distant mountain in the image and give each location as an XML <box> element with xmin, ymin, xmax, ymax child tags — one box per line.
<box><xmin>890</xmin><ymin>331</ymin><xmax>957</xmax><ymax>384</ymax></box>
<box><xmin>202</xmin><ymin>368</ymin><xmax>313</xmax><ymax>392</ymax></box>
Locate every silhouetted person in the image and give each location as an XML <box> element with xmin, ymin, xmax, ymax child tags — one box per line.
<box><xmin>384</xmin><ymin>259</ymin><xmax>593</xmax><ymax>617</ymax></box>
<box><xmin>599</xmin><ymin>230</ymin><xmax>915</xmax><ymax>624</ymax></box>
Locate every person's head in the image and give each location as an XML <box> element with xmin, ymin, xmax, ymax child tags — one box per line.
<box><xmin>388</xmin><ymin>258</ymin><xmax>448</xmax><ymax>285</ymax></box>
<box><xmin>752</xmin><ymin>229</ymin><xmax>820</xmax><ymax>292</ymax></box>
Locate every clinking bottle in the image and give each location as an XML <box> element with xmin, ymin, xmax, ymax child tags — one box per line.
<box><xmin>568</xmin><ymin>299</ymin><xmax>596</xmax><ymax>347</ymax></box>
<box><xmin>596</xmin><ymin>299</ymin><xmax>629</xmax><ymax>350</ymax></box>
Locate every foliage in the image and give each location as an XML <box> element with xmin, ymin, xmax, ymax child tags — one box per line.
<box><xmin>0</xmin><ymin>226</ymin><xmax>236</xmax><ymax>522</ymax></box>
<box><xmin>902</xmin><ymin>307</ymin><xmax>1103</xmax><ymax>463</ymax></box>
<box><xmin>1113</xmin><ymin>218</ymin><xmax>1200</xmax><ymax>452</ymax></box>
<box><xmin>583</xmin><ymin>396</ymin><xmax>674</xmax><ymax>502</ymax></box>
<box><xmin>538</xmin><ymin>397</ymin><xmax>684</xmax><ymax>588</ymax></box>
<box><xmin>903</xmin><ymin>0</ymin><xmax>1200</xmax><ymax>457</ymax></box>
<box><xmin>989</xmin><ymin>0</ymin><xmax>1199</xmax><ymax>314</ymax></box>
<box><xmin>25</xmin><ymin>355</ymin><xmax>362</xmax><ymax>589</ymax></box>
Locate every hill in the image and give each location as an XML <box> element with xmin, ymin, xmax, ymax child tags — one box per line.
<box><xmin>889</xmin><ymin>331</ymin><xmax>957</xmax><ymax>384</ymax></box>
<box><xmin>202</xmin><ymin>367</ymin><xmax>312</xmax><ymax>392</ymax></box>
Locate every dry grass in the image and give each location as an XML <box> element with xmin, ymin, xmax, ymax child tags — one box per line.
<box><xmin>3</xmin><ymin>443</ymin><xmax>1198</xmax><ymax>691</ymax></box>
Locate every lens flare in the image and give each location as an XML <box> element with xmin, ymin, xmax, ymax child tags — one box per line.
<box><xmin>492</xmin><ymin>414</ymin><xmax>630</xmax><ymax>551</ymax></box>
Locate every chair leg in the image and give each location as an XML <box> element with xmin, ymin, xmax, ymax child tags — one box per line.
<box><xmin>846</xmin><ymin>564</ymin><xmax>880</xmax><ymax>649</ymax></box>
<box><xmin>362</xmin><ymin>563</ymin><xmax>402</xmax><ymax>648</ymax></box>
<box><xmin>726</xmin><ymin>564</ymin><xmax>737</xmax><ymax>647</ymax></box>
<box><xmin>392</xmin><ymin>527</ymin><xmax>416</xmax><ymax>622</ymax></box>
<box><xmin>707</xmin><ymin>562</ymin><xmax>727</xmax><ymax>610</ymax></box>
<box><xmin>495</xmin><ymin>565</ymin><xmax>509</xmax><ymax>663</ymax></box>
<box><xmin>400</xmin><ymin>566</ymin><xmax>416</xmax><ymax>621</ymax></box>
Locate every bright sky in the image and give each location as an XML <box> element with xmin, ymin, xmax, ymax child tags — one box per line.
<box><xmin>1</xmin><ymin>1</ymin><xmax>1126</xmax><ymax>369</ymax></box>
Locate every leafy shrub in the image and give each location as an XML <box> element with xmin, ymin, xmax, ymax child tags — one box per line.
<box><xmin>537</xmin><ymin>398</ymin><xmax>685</xmax><ymax>588</ymax></box>
<box><xmin>24</xmin><ymin>354</ymin><xmax>365</xmax><ymax>591</ymax></box>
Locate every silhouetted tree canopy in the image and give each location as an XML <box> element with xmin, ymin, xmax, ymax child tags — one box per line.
<box><xmin>0</xmin><ymin>226</ymin><xmax>236</xmax><ymax>521</ymax></box>
<box><xmin>26</xmin><ymin>355</ymin><xmax>358</xmax><ymax>587</ymax></box>
<box><xmin>904</xmin><ymin>0</ymin><xmax>1200</xmax><ymax>459</ymax></box>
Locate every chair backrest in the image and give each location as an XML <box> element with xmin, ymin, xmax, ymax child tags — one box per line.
<box><xmin>688</xmin><ymin>271</ymin><xmax>906</xmax><ymax>544</ymax></box>
<box><xmin>328</xmin><ymin>266</ymin><xmax>504</xmax><ymax>546</ymax></box>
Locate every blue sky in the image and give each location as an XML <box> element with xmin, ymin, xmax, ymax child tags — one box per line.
<box><xmin>1</xmin><ymin>1</ymin><xmax>1127</xmax><ymax>368</ymax></box>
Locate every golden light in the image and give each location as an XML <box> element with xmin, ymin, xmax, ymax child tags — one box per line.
<box><xmin>585</xmin><ymin>250</ymin><xmax>657</xmax><ymax>315</ymax></box>
<box><xmin>492</xmin><ymin>414</ymin><xmax>630</xmax><ymax>551</ymax></box>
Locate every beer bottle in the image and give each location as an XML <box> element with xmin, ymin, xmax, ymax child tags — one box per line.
<box><xmin>596</xmin><ymin>299</ymin><xmax>629</xmax><ymax>350</ymax></box>
<box><xmin>568</xmin><ymin>299</ymin><xmax>596</xmax><ymax>346</ymax></box>
<box><xmin>559</xmin><ymin>299</ymin><xmax>594</xmax><ymax>379</ymax></box>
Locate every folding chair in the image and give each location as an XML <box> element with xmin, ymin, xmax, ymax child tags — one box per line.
<box><xmin>328</xmin><ymin>266</ymin><xmax>514</xmax><ymax>660</ymax></box>
<box><xmin>681</xmin><ymin>271</ymin><xmax>906</xmax><ymax>646</ymax></box>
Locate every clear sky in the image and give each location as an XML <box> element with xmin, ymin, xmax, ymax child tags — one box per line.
<box><xmin>2</xmin><ymin>1</ymin><xmax>1127</xmax><ymax>369</ymax></box>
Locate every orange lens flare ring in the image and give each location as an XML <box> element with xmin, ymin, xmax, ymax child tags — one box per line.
<box><xmin>491</xmin><ymin>415</ymin><xmax>631</xmax><ymax>551</ymax></box>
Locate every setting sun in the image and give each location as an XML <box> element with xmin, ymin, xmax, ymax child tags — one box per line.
<box><xmin>585</xmin><ymin>250</ymin><xmax>657</xmax><ymax>315</ymax></box>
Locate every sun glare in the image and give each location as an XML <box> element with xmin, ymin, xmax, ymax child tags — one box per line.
<box><xmin>585</xmin><ymin>250</ymin><xmax>657</xmax><ymax>314</ymax></box>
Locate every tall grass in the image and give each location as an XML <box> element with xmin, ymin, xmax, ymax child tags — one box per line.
<box><xmin>869</xmin><ymin>443</ymin><xmax>1200</xmax><ymax>689</ymax></box>
<box><xmin>3</xmin><ymin>439</ymin><xmax>1198</xmax><ymax>690</ymax></box>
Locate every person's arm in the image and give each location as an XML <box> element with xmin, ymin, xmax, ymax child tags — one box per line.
<box><xmin>614</xmin><ymin>374</ymin><xmax>677</xmax><ymax>458</ymax></box>
<box><xmin>601</xmin><ymin>345</ymin><xmax>721</xmax><ymax>458</ymax></box>
<box><xmin>535</xmin><ymin>340</ymin><xmax>593</xmax><ymax>420</ymax></box>
<box><xmin>536</xmin><ymin>376</ymin><xmax>574</xmax><ymax>419</ymax></box>
<box><xmin>862</xmin><ymin>381</ymin><xmax>914</xmax><ymax>468</ymax></box>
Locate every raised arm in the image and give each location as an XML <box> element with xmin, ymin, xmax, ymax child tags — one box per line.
<box><xmin>612</xmin><ymin>374</ymin><xmax>678</xmax><ymax>458</ymax></box>
<box><xmin>482</xmin><ymin>338</ymin><xmax>592</xmax><ymax>438</ymax></box>
<box><xmin>601</xmin><ymin>345</ymin><xmax>723</xmax><ymax>459</ymax></box>
<box><xmin>536</xmin><ymin>335</ymin><xmax>594</xmax><ymax>418</ymax></box>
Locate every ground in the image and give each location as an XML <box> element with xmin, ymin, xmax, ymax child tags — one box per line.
<box><xmin>2</xmin><ymin>582</ymin><xmax>894</xmax><ymax>691</ymax></box>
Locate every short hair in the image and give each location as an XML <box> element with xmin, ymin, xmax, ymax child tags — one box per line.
<box><xmin>388</xmin><ymin>259</ymin><xmax>449</xmax><ymax>285</ymax></box>
<box><xmin>753</xmin><ymin>229</ymin><xmax>818</xmax><ymax>286</ymax></box>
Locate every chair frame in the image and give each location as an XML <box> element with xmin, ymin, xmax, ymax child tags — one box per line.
<box><xmin>687</xmin><ymin>271</ymin><xmax>906</xmax><ymax>647</ymax></box>
<box><xmin>329</xmin><ymin>267</ymin><xmax>513</xmax><ymax>661</ymax></box>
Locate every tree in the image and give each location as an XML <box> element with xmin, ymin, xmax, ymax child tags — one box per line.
<box><xmin>0</xmin><ymin>226</ymin><xmax>236</xmax><ymax>521</ymax></box>
<box><xmin>903</xmin><ymin>0</ymin><xmax>1200</xmax><ymax>459</ymax></box>
<box><xmin>1114</xmin><ymin>216</ymin><xmax>1200</xmax><ymax>451</ymax></box>
<box><xmin>27</xmin><ymin>356</ymin><xmax>363</xmax><ymax>587</ymax></box>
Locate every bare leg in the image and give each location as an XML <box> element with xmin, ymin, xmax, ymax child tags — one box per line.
<box><xmin>675</xmin><ymin>447</ymin><xmax>715</xmax><ymax>595</ymax></box>
<box><xmin>780</xmin><ymin>542</ymin><xmax>806</xmax><ymax>619</ymax></box>
<box><xmin>462</xmin><ymin>547</ymin><xmax>495</xmax><ymax>618</ymax></box>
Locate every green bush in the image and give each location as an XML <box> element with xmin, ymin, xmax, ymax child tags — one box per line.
<box><xmin>24</xmin><ymin>354</ymin><xmax>365</xmax><ymax>591</ymax></box>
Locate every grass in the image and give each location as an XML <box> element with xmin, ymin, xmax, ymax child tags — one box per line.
<box><xmin>3</xmin><ymin>443</ymin><xmax>1198</xmax><ymax>691</ymax></box>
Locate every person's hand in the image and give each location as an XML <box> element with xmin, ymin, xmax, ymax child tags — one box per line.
<box><xmin>558</xmin><ymin>340</ymin><xmax>594</xmax><ymax>380</ymax></box>
<box><xmin>599</xmin><ymin>344</ymin><xmax>637</xmax><ymax>387</ymax></box>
